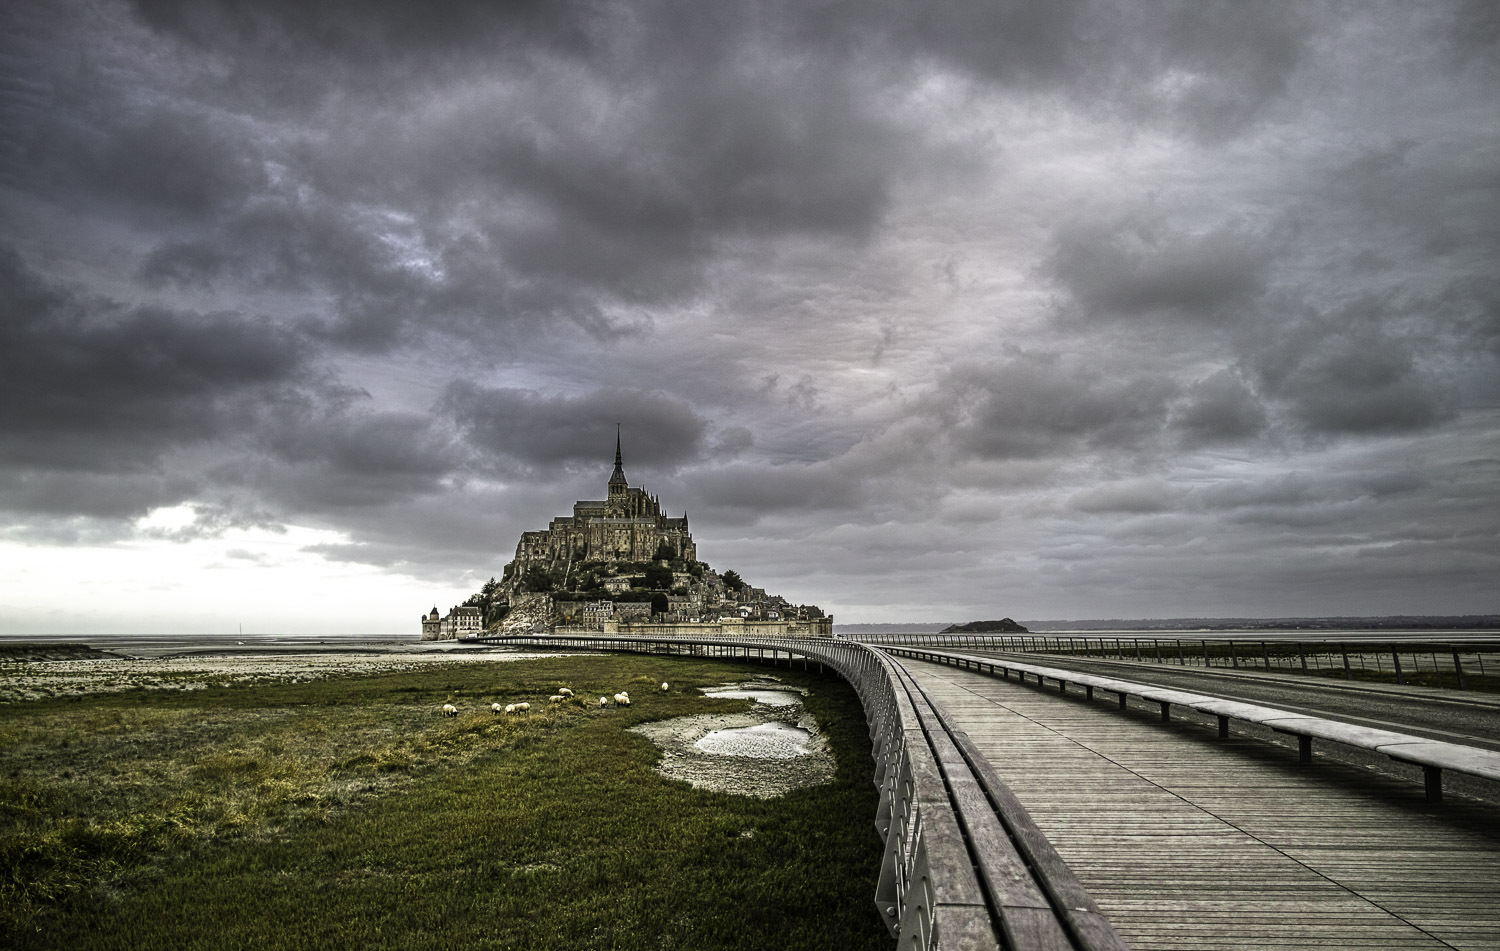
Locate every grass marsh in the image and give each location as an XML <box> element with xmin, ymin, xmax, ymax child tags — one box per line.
<box><xmin>1</xmin><ymin>652</ymin><xmax>888</xmax><ymax>950</ymax></box>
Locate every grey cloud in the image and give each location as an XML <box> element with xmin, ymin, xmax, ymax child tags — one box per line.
<box><xmin>1047</xmin><ymin>215</ymin><xmax>1272</xmax><ymax>324</ymax></box>
<box><xmin>1171</xmin><ymin>369</ymin><xmax>1267</xmax><ymax>445</ymax></box>
<box><xmin>1068</xmin><ymin>479</ymin><xmax>1177</xmax><ymax>515</ymax></box>
<box><xmin>939</xmin><ymin>358</ymin><xmax>1177</xmax><ymax>461</ymax></box>
<box><xmin>1254</xmin><ymin>317</ymin><xmax>1454</xmax><ymax>436</ymax></box>
<box><xmin>689</xmin><ymin>462</ymin><xmax>866</xmax><ymax>523</ymax></box>
<box><xmin>0</xmin><ymin>245</ymin><xmax>317</xmax><ymax>471</ymax></box>
<box><xmin>441</xmin><ymin>383</ymin><xmax>710</xmax><ymax>474</ymax></box>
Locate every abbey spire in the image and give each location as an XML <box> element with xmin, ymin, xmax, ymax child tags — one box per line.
<box><xmin>608</xmin><ymin>425</ymin><xmax>628</xmax><ymax>497</ymax></box>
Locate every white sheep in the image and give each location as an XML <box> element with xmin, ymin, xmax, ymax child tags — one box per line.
<box><xmin>599</xmin><ymin>696</ymin><xmax>609</xmax><ymax>707</ymax></box>
<box><xmin>661</xmin><ymin>682</ymin><xmax>670</xmax><ymax>691</ymax></box>
<box><xmin>442</xmin><ymin>703</ymin><xmax>458</xmax><ymax>717</ymax></box>
<box><xmin>549</xmin><ymin>695</ymin><xmax>565</xmax><ymax>703</ymax></box>
<box><xmin>515</xmin><ymin>702</ymin><xmax>531</xmax><ymax>712</ymax></box>
<box><xmin>504</xmin><ymin>703</ymin><xmax>516</xmax><ymax>714</ymax></box>
<box><xmin>492</xmin><ymin>702</ymin><xmax>503</xmax><ymax>713</ymax></box>
<box><xmin>614</xmin><ymin>692</ymin><xmax>631</xmax><ymax>706</ymax></box>
<box><xmin>558</xmin><ymin>687</ymin><xmax>574</xmax><ymax>697</ymax></box>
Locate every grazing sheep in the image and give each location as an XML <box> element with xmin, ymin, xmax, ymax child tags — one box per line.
<box><xmin>661</xmin><ymin>682</ymin><xmax>670</xmax><ymax>691</ymax></box>
<box><xmin>492</xmin><ymin>702</ymin><xmax>503</xmax><ymax>713</ymax></box>
<box><xmin>549</xmin><ymin>695</ymin><xmax>565</xmax><ymax>703</ymax></box>
<box><xmin>599</xmin><ymin>696</ymin><xmax>609</xmax><ymax>707</ymax></box>
<box><xmin>504</xmin><ymin>703</ymin><xmax>516</xmax><ymax>714</ymax></box>
<box><xmin>614</xmin><ymin>692</ymin><xmax>631</xmax><ymax>706</ymax></box>
<box><xmin>516</xmin><ymin>702</ymin><xmax>531</xmax><ymax>712</ymax></box>
<box><xmin>558</xmin><ymin>687</ymin><xmax>574</xmax><ymax>697</ymax></box>
<box><xmin>442</xmin><ymin>703</ymin><xmax>458</xmax><ymax>717</ymax></box>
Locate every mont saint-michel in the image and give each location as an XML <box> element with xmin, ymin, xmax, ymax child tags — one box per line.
<box><xmin>422</xmin><ymin>433</ymin><xmax>832</xmax><ymax>639</ymax></box>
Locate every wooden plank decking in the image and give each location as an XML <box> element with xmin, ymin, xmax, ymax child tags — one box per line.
<box><xmin>903</xmin><ymin>659</ymin><xmax>1500</xmax><ymax>950</ymax></box>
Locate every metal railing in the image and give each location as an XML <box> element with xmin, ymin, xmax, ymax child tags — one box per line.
<box><xmin>882</xmin><ymin>644</ymin><xmax>1500</xmax><ymax>804</ymax></box>
<box><xmin>472</xmin><ymin>633</ymin><xmax>1125</xmax><ymax>951</ymax></box>
<box><xmin>855</xmin><ymin>633</ymin><xmax>1500</xmax><ymax>689</ymax></box>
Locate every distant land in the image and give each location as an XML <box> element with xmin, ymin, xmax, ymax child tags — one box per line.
<box><xmin>836</xmin><ymin>616</ymin><xmax>1500</xmax><ymax>634</ymax></box>
<box><xmin>939</xmin><ymin>619</ymin><xmax>1028</xmax><ymax>634</ymax></box>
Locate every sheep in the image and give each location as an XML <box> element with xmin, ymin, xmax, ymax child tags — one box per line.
<box><xmin>549</xmin><ymin>695</ymin><xmax>565</xmax><ymax>703</ymax></box>
<box><xmin>442</xmin><ymin>703</ymin><xmax>458</xmax><ymax>717</ymax></box>
<box><xmin>504</xmin><ymin>703</ymin><xmax>516</xmax><ymax>714</ymax></box>
<box><xmin>558</xmin><ymin>687</ymin><xmax>574</xmax><ymax>697</ymax></box>
<box><xmin>614</xmin><ymin>692</ymin><xmax>631</xmax><ymax>707</ymax></box>
<box><xmin>661</xmin><ymin>682</ymin><xmax>670</xmax><ymax>691</ymax></box>
<box><xmin>599</xmin><ymin>696</ymin><xmax>609</xmax><ymax>707</ymax></box>
<box><xmin>515</xmin><ymin>702</ymin><xmax>531</xmax><ymax>712</ymax></box>
<box><xmin>492</xmin><ymin>702</ymin><xmax>503</xmax><ymax>713</ymax></box>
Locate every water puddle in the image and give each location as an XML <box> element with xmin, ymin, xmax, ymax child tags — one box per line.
<box><xmin>629</xmin><ymin>681</ymin><xmax>834</xmax><ymax>798</ymax></box>
<box><xmin>695</xmin><ymin>721</ymin><xmax>814</xmax><ymax>758</ymax></box>
<box><xmin>699</xmin><ymin>686</ymin><xmax>801</xmax><ymax>706</ymax></box>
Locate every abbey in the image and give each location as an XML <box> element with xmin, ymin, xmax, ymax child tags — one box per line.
<box><xmin>422</xmin><ymin>431</ymin><xmax>832</xmax><ymax>639</ymax></box>
<box><xmin>510</xmin><ymin>431</ymin><xmax>697</xmax><ymax>572</ymax></box>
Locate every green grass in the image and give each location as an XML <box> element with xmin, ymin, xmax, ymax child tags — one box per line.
<box><xmin>1</xmin><ymin>654</ymin><xmax>887</xmax><ymax>950</ymax></box>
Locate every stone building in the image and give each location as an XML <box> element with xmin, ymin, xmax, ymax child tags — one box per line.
<box><xmin>506</xmin><ymin>431</ymin><xmax>696</xmax><ymax>577</ymax></box>
<box><xmin>420</xmin><ymin>604</ymin><xmax>482</xmax><ymax>641</ymax></box>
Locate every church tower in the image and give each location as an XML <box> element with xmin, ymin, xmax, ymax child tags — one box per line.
<box><xmin>608</xmin><ymin>426</ymin><xmax>628</xmax><ymax>501</ymax></box>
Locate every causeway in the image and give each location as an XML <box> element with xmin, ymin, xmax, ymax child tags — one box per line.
<box><xmin>902</xmin><ymin>657</ymin><xmax>1500</xmax><ymax>951</ymax></box>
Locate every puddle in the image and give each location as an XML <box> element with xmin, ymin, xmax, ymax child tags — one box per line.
<box><xmin>695</xmin><ymin>722</ymin><xmax>814</xmax><ymax>758</ymax></box>
<box><xmin>629</xmin><ymin>682</ymin><xmax>835</xmax><ymax>799</ymax></box>
<box><xmin>699</xmin><ymin>686</ymin><xmax>801</xmax><ymax>707</ymax></box>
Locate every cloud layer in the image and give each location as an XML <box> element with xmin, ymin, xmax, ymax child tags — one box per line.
<box><xmin>1</xmin><ymin>0</ymin><xmax>1497</xmax><ymax>626</ymax></box>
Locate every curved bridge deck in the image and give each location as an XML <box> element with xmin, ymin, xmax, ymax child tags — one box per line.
<box><xmin>903</xmin><ymin>657</ymin><xmax>1500</xmax><ymax>950</ymax></box>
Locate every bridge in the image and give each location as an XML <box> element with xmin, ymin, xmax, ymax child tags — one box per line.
<box><xmin>472</xmin><ymin>632</ymin><xmax>1500</xmax><ymax>951</ymax></box>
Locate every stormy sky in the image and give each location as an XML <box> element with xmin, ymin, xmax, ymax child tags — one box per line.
<box><xmin>2</xmin><ymin>0</ymin><xmax>1497</xmax><ymax>635</ymax></box>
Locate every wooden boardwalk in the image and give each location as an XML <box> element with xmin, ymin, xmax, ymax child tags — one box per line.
<box><xmin>903</xmin><ymin>659</ymin><xmax>1500</xmax><ymax>950</ymax></box>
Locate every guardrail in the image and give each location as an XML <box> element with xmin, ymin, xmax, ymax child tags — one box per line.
<box><xmin>471</xmin><ymin>633</ymin><xmax>1126</xmax><ymax>951</ymax></box>
<box><xmin>882</xmin><ymin>645</ymin><xmax>1500</xmax><ymax>804</ymax></box>
<box><xmin>855</xmin><ymin>632</ymin><xmax>1500</xmax><ymax>690</ymax></box>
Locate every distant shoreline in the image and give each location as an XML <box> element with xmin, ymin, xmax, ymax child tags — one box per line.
<box><xmin>837</xmin><ymin>615</ymin><xmax>1500</xmax><ymax>634</ymax></box>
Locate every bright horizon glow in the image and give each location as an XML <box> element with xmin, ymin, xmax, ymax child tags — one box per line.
<box><xmin>0</xmin><ymin>525</ymin><xmax>473</xmax><ymax>639</ymax></box>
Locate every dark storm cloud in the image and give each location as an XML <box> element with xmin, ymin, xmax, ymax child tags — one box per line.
<box><xmin>1170</xmin><ymin>369</ymin><xmax>1267</xmax><ymax>445</ymax></box>
<box><xmin>937</xmin><ymin>357</ymin><xmax>1177</xmax><ymax>461</ymax></box>
<box><xmin>1047</xmin><ymin>215</ymin><xmax>1273</xmax><ymax>324</ymax></box>
<box><xmin>1252</xmin><ymin>308</ymin><xmax>1455</xmax><ymax>437</ymax></box>
<box><xmin>0</xmin><ymin>246</ymin><xmax>315</xmax><ymax>472</ymax></box>
<box><xmin>0</xmin><ymin>243</ymin><xmax>469</xmax><ymax>530</ymax></box>
<box><xmin>440</xmin><ymin>383</ymin><xmax>710</xmax><ymax>473</ymax></box>
<box><xmin>2</xmin><ymin>0</ymin><xmax>1498</xmax><ymax>625</ymax></box>
<box><xmin>689</xmin><ymin>462</ymin><xmax>866</xmax><ymax>523</ymax></box>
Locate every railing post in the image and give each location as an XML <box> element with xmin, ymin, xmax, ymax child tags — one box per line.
<box><xmin>1299</xmin><ymin>643</ymin><xmax>1307</xmax><ymax>673</ymax></box>
<box><xmin>1393</xmin><ymin>650</ymin><xmax>1405</xmax><ymax>685</ymax></box>
<box><xmin>1229</xmin><ymin>640</ymin><xmax>1238</xmax><ymax>669</ymax></box>
<box><xmin>1261</xmin><ymin>641</ymin><xmax>1271</xmax><ymax>670</ymax></box>
<box><xmin>1341</xmin><ymin>643</ymin><xmax>1352</xmax><ymax>680</ymax></box>
<box><xmin>1454</xmin><ymin>648</ymin><xmax>1467</xmax><ymax>690</ymax></box>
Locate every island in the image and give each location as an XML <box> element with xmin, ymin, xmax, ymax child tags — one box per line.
<box><xmin>422</xmin><ymin>431</ymin><xmax>831</xmax><ymax>639</ymax></box>
<box><xmin>940</xmin><ymin>618</ymin><xmax>1029</xmax><ymax>634</ymax></box>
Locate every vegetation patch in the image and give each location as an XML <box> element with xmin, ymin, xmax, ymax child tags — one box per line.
<box><xmin>1</xmin><ymin>653</ymin><xmax>886</xmax><ymax>950</ymax></box>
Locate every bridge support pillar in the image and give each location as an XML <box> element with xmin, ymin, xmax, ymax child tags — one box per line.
<box><xmin>1159</xmin><ymin>701</ymin><xmax>1171</xmax><ymax>722</ymax></box>
<box><xmin>1424</xmin><ymin>766</ymin><xmax>1443</xmax><ymax>803</ymax></box>
<box><xmin>1118</xmin><ymin>692</ymin><xmax>1128</xmax><ymax>710</ymax></box>
<box><xmin>1299</xmin><ymin>735</ymin><xmax>1312</xmax><ymax>765</ymax></box>
<box><xmin>1085</xmin><ymin>685</ymin><xmax>1094</xmax><ymax>700</ymax></box>
<box><xmin>1218</xmin><ymin>715</ymin><xmax>1229</xmax><ymax>738</ymax></box>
